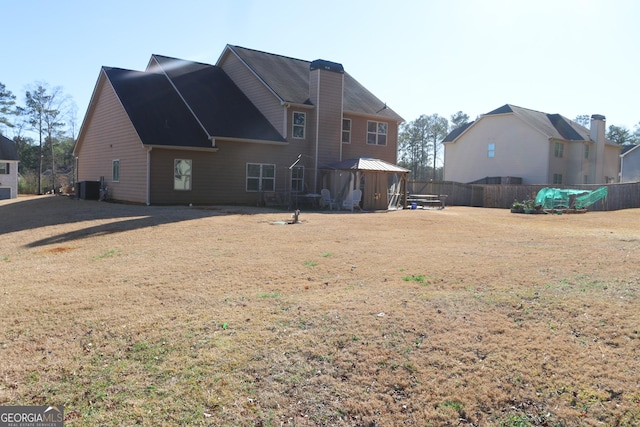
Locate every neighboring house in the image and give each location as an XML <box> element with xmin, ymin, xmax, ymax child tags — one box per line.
<box><xmin>620</xmin><ymin>144</ymin><xmax>640</xmax><ymax>182</ymax></box>
<box><xmin>73</xmin><ymin>45</ymin><xmax>406</xmax><ymax>209</ymax></box>
<box><xmin>0</xmin><ymin>135</ymin><xmax>19</xmax><ymax>199</ymax></box>
<box><xmin>443</xmin><ymin>104</ymin><xmax>621</xmax><ymax>185</ymax></box>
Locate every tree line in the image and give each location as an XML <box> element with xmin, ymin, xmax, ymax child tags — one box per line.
<box><xmin>1</xmin><ymin>81</ymin><xmax>77</xmax><ymax>194</ymax></box>
<box><xmin>398</xmin><ymin>111</ymin><xmax>640</xmax><ymax>182</ymax></box>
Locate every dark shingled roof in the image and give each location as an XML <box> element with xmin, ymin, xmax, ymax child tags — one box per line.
<box><xmin>443</xmin><ymin>121</ymin><xmax>474</xmax><ymax>142</ymax></box>
<box><xmin>485</xmin><ymin>104</ymin><xmax>592</xmax><ymax>141</ymax></box>
<box><xmin>227</xmin><ymin>45</ymin><xmax>404</xmax><ymax>121</ymax></box>
<box><xmin>0</xmin><ymin>135</ymin><xmax>19</xmax><ymax>160</ymax></box>
<box><xmin>150</xmin><ymin>55</ymin><xmax>285</xmax><ymax>142</ymax></box>
<box><xmin>104</xmin><ymin>67</ymin><xmax>212</xmax><ymax>149</ymax></box>
<box><xmin>446</xmin><ymin>104</ymin><xmax>613</xmax><ymax>145</ymax></box>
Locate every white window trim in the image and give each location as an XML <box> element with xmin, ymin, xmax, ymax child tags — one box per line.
<box><xmin>112</xmin><ymin>159</ymin><xmax>120</xmax><ymax>182</ymax></box>
<box><xmin>487</xmin><ymin>143</ymin><xmax>495</xmax><ymax>158</ymax></box>
<box><xmin>174</xmin><ymin>159</ymin><xmax>192</xmax><ymax>191</ymax></box>
<box><xmin>293</xmin><ymin>111</ymin><xmax>306</xmax><ymax>139</ymax></box>
<box><xmin>291</xmin><ymin>165</ymin><xmax>304</xmax><ymax>193</ymax></box>
<box><xmin>246</xmin><ymin>163</ymin><xmax>276</xmax><ymax>192</ymax></box>
<box><xmin>366</xmin><ymin>120</ymin><xmax>387</xmax><ymax>146</ymax></box>
<box><xmin>342</xmin><ymin>118</ymin><xmax>351</xmax><ymax>144</ymax></box>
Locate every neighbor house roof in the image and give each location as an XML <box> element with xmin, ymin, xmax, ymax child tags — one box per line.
<box><xmin>0</xmin><ymin>135</ymin><xmax>19</xmax><ymax>161</ymax></box>
<box><xmin>326</xmin><ymin>157</ymin><xmax>409</xmax><ymax>173</ymax></box>
<box><xmin>223</xmin><ymin>45</ymin><xmax>404</xmax><ymax>122</ymax></box>
<box><xmin>444</xmin><ymin>104</ymin><xmax>616</xmax><ymax>145</ymax></box>
<box><xmin>485</xmin><ymin>104</ymin><xmax>590</xmax><ymax>141</ymax></box>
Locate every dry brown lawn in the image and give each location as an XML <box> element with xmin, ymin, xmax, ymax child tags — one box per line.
<box><xmin>0</xmin><ymin>195</ymin><xmax>639</xmax><ymax>426</ymax></box>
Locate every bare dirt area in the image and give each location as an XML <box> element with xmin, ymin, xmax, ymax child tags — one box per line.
<box><xmin>1</xmin><ymin>195</ymin><xmax>639</xmax><ymax>426</ymax></box>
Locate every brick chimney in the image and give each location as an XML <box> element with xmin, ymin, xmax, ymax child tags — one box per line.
<box><xmin>309</xmin><ymin>59</ymin><xmax>344</xmax><ymax>192</ymax></box>
<box><xmin>589</xmin><ymin>114</ymin><xmax>606</xmax><ymax>143</ymax></box>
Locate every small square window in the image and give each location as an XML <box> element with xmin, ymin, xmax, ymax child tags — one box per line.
<box><xmin>246</xmin><ymin>163</ymin><xmax>275</xmax><ymax>192</ymax></box>
<box><xmin>0</xmin><ymin>162</ymin><xmax>9</xmax><ymax>174</ymax></box>
<box><xmin>367</xmin><ymin>120</ymin><xmax>387</xmax><ymax>146</ymax></box>
<box><xmin>553</xmin><ymin>173</ymin><xmax>563</xmax><ymax>184</ymax></box>
<box><xmin>293</xmin><ymin>112</ymin><xmax>306</xmax><ymax>139</ymax></box>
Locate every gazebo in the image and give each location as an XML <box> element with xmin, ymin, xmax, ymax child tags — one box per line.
<box><xmin>320</xmin><ymin>157</ymin><xmax>409</xmax><ymax>211</ymax></box>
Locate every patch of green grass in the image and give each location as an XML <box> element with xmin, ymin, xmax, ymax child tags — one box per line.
<box><xmin>303</xmin><ymin>260</ymin><xmax>318</xmax><ymax>267</ymax></box>
<box><xmin>321</xmin><ymin>252</ymin><xmax>332</xmax><ymax>257</ymax></box>
<box><xmin>257</xmin><ymin>292</ymin><xmax>280</xmax><ymax>299</ymax></box>
<box><xmin>402</xmin><ymin>274</ymin><xmax>427</xmax><ymax>284</ymax></box>
<box><xmin>92</xmin><ymin>249</ymin><xmax>121</xmax><ymax>261</ymax></box>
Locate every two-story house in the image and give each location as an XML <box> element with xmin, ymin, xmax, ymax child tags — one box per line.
<box><xmin>443</xmin><ymin>104</ymin><xmax>620</xmax><ymax>185</ymax></box>
<box><xmin>0</xmin><ymin>134</ymin><xmax>19</xmax><ymax>199</ymax></box>
<box><xmin>73</xmin><ymin>45</ymin><xmax>406</xmax><ymax>209</ymax></box>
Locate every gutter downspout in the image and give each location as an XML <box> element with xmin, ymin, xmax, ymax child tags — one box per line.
<box><xmin>314</xmin><ymin>75</ymin><xmax>320</xmax><ymax>194</ymax></box>
<box><xmin>146</xmin><ymin>147</ymin><xmax>152</xmax><ymax>206</ymax></box>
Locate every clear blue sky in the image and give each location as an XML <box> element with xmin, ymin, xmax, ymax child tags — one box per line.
<box><xmin>2</xmin><ymin>0</ymin><xmax>639</xmax><ymax>135</ymax></box>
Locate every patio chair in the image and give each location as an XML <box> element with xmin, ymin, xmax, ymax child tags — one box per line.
<box><xmin>342</xmin><ymin>189</ymin><xmax>362</xmax><ymax>211</ymax></box>
<box><xmin>320</xmin><ymin>188</ymin><xmax>337</xmax><ymax>210</ymax></box>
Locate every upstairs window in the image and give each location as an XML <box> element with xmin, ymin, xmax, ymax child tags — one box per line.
<box><xmin>293</xmin><ymin>112</ymin><xmax>306</xmax><ymax>139</ymax></box>
<box><xmin>0</xmin><ymin>162</ymin><xmax>9</xmax><ymax>174</ymax></box>
<box><xmin>554</xmin><ymin>142</ymin><xmax>564</xmax><ymax>158</ymax></box>
<box><xmin>367</xmin><ymin>121</ymin><xmax>387</xmax><ymax>146</ymax></box>
<box><xmin>487</xmin><ymin>143</ymin><xmax>495</xmax><ymax>158</ymax></box>
<box><xmin>584</xmin><ymin>144</ymin><xmax>590</xmax><ymax>159</ymax></box>
<box><xmin>246</xmin><ymin>163</ymin><xmax>275</xmax><ymax>192</ymax></box>
<box><xmin>174</xmin><ymin>159</ymin><xmax>192</xmax><ymax>190</ymax></box>
<box><xmin>342</xmin><ymin>119</ymin><xmax>351</xmax><ymax>143</ymax></box>
<box><xmin>112</xmin><ymin>160</ymin><xmax>120</xmax><ymax>182</ymax></box>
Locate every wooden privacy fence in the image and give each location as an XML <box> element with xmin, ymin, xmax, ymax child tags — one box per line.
<box><xmin>407</xmin><ymin>181</ymin><xmax>640</xmax><ymax>211</ymax></box>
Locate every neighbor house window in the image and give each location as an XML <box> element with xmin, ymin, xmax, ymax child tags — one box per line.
<box><xmin>174</xmin><ymin>159</ymin><xmax>192</xmax><ymax>190</ymax></box>
<box><xmin>554</xmin><ymin>142</ymin><xmax>564</xmax><ymax>158</ymax></box>
<box><xmin>0</xmin><ymin>162</ymin><xmax>9</xmax><ymax>174</ymax></box>
<box><xmin>367</xmin><ymin>121</ymin><xmax>387</xmax><ymax>145</ymax></box>
<box><xmin>291</xmin><ymin>166</ymin><xmax>304</xmax><ymax>193</ymax></box>
<box><xmin>487</xmin><ymin>143</ymin><xmax>495</xmax><ymax>158</ymax></box>
<box><xmin>246</xmin><ymin>163</ymin><xmax>275</xmax><ymax>192</ymax></box>
<box><xmin>584</xmin><ymin>144</ymin><xmax>590</xmax><ymax>159</ymax></box>
<box><xmin>342</xmin><ymin>118</ymin><xmax>351</xmax><ymax>143</ymax></box>
<box><xmin>553</xmin><ymin>173</ymin><xmax>563</xmax><ymax>184</ymax></box>
<box><xmin>293</xmin><ymin>112</ymin><xmax>306</xmax><ymax>139</ymax></box>
<box><xmin>112</xmin><ymin>160</ymin><xmax>120</xmax><ymax>182</ymax></box>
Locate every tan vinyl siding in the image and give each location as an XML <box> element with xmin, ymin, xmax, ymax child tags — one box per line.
<box><xmin>149</xmin><ymin>139</ymin><xmax>311</xmax><ymax>205</ymax></box>
<box><xmin>76</xmin><ymin>76</ymin><xmax>147</xmax><ymax>203</ymax></box>
<box><xmin>219</xmin><ymin>53</ymin><xmax>284</xmax><ymax>134</ymax></box>
<box><xmin>342</xmin><ymin>115</ymin><xmax>399</xmax><ymax>164</ymax></box>
<box><xmin>310</xmin><ymin>69</ymin><xmax>343</xmax><ymax>171</ymax></box>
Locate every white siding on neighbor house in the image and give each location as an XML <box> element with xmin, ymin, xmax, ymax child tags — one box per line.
<box><xmin>621</xmin><ymin>146</ymin><xmax>640</xmax><ymax>182</ymax></box>
<box><xmin>76</xmin><ymin>76</ymin><xmax>148</xmax><ymax>204</ymax></box>
<box><xmin>0</xmin><ymin>160</ymin><xmax>19</xmax><ymax>198</ymax></box>
<box><xmin>219</xmin><ymin>52</ymin><xmax>285</xmax><ymax>136</ymax></box>
<box><xmin>444</xmin><ymin>114</ymin><xmax>549</xmax><ymax>184</ymax></box>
